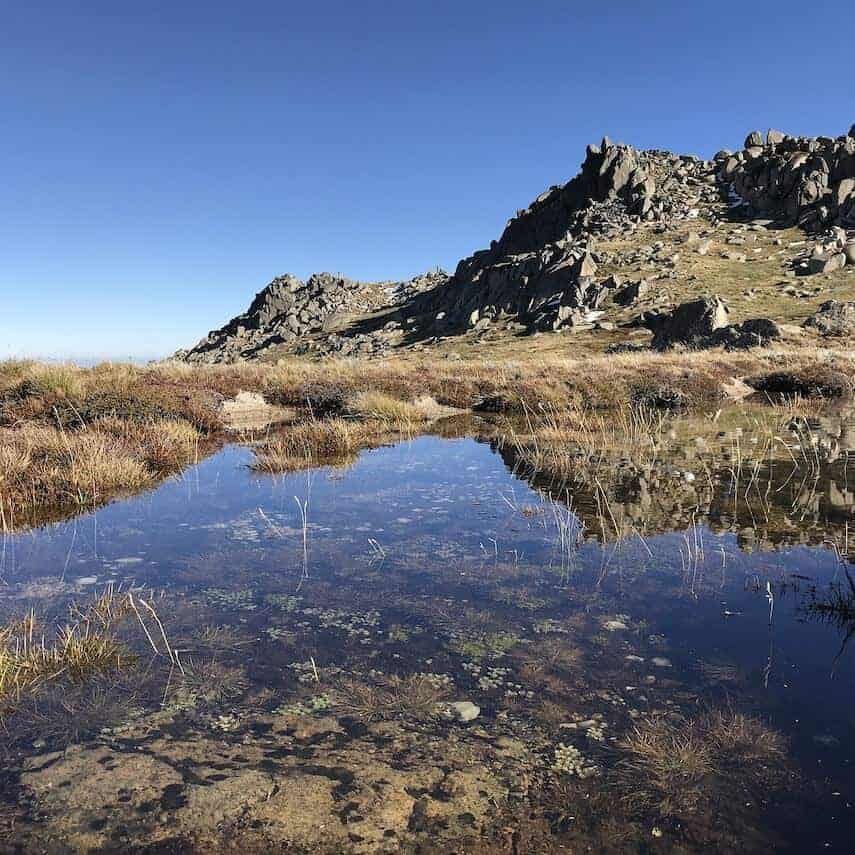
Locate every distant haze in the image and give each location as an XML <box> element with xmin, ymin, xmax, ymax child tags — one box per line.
<box><xmin>1</xmin><ymin>0</ymin><xmax>851</xmax><ymax>359</ymax></box>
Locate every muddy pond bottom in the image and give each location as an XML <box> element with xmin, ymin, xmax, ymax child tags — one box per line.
<box><xmin>1</xmin><ymin>434</ymin><xmax>855</xmax><ymax>853</ymax></box>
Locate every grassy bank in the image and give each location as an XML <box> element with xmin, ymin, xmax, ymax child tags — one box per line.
<box><xmin>2</xmin><ymin>345</ymin><xmax>853</xmax><ymax>526</ymax></box>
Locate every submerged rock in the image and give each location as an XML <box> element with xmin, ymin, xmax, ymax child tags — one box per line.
<box><xmin>449</xmin><ymin>701</ymin><xmax>480</xmax><ymax>723</ymax></box>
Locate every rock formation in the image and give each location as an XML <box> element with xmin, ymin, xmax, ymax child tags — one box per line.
<box><xmin>719</xmin><ymin>128</ymin><xmax>855</xmax><ymax>232</ymax></box>
<box><xmin>176</xmin><ymin>125</ymin><xmax>855</xmax><ymax>362</ymax></box>
<box><xmin>415</xmin><ymin>138</ymin><xmax>721</xmax><ymax>335</ymax></box>
<box><xmin>178</xmin><ymin>271</ymin><xmax>446</xmax><ymax>363</ymax></box>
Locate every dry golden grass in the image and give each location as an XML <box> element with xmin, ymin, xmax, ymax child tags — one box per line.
<box><xmin>0</xmin><ymin>417</ymin><xmax>201</xmax><ymax>527</ymax></box>
<box><xmin>343</xmin><ymin>390</ymin><xmax>450</xmax><ymax>427</ymax></box>
<box><xmin>250</xmin><ymin>419</ymin><xmax>371</xmax><ymax>473</ymax></box>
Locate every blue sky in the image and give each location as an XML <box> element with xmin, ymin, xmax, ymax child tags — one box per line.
<box><xmin>1</xmin><ymin>1</ymin><xmax>851</xmax><ymax>360</ymax></box>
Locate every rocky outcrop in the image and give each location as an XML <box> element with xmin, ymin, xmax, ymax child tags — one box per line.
<box><xmin>415</xmin><ymin>138</ymin><xmax>719</xmax><ymax>335</ymax></box>
<box><xmin>178</xmin><ymin>271</ymin><xmax>446</xmax><ymax>363</ymax></box>
<box><xmin>176</xmin><ymin>125</ymin><xmax>854</xmax><ymax>363</ymax></box>
<box><xmin>648</xmin><ymin>297</ymin><xmax>780</xmax><ymax>351</ymax></box>
<box><xmin>718</xmin><ymin>126</ymin><xmax>855</xmax><ymax>232</ymax></box>
<box><xmin>804</xmin><ymin>300</ymin><xmax>855</xmax><ymax>336</ymax></box>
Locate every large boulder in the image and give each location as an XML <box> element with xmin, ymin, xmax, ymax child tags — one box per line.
<box><xmin>709</xmin><ymin>317</ymin><xmax>782</xmax><ymax>349</ymax></box>
<box><xmin>808</xmin><ymin>252</ymin><xmax>847</xmax><ymax>274</ymax></box>
<box><xmin>804</xmin><ymin>300</ymin><xmax>855</xmax><ymax>336</ymax></box>
<box><xmin>650</xmin><ymin>297</ymin><xmax>730</xmax><ymax>349</ymax></box>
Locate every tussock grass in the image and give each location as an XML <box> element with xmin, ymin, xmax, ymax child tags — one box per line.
<box><xmin>0</xmin><ymin>417</ymin><xmax>201</xmax><ymax>526</ymax></box>
<box><xmin>251</xmin><ymin>419</ymin><xmax>370</xmax><ymax>473</ymax></box>
<box><xmin>615</xmin><ymin>710</ymin><xmax>787</xmax><ymax>818</ymax></box>
<box><xmin>0</xmin><ymin>590</ymin><xmax>141</xmax><ymax>716</ymax></box>
<box><xmin>344</xmin><ymin>390</ymin><xmax>441</xmax><ymax>427</ymax></box>
<box><xmin>705</xmin><ymin>709</ymin><xmax>787</xmax><ymax>761</ymax></box>
<box><xmin>337</xmin><ymin>674</ymin><xmax>450</xmax><ymax>722</ymax></box>
<box><xmin>618</xmin><ymin>717</ymin><xmax>713</xmax><ymax>817</ymax></box>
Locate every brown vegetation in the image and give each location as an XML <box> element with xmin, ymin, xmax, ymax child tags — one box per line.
<box><xmin>0</xmin><ymin>589</ymin><xmax>143</xmax><ymax>717</ymax></box>
<box><xmin>336</xmin><ymin>674</ymin><xmax>450</xmax><ymax>722</ymax></box>
<box><xmin>2</xmin><ymin>343</ymin><xmax>853</xmax><ymax>524</ymax></box>
<box><xmin>614</xmin><ymin>710</ymin><xmax>788</xmax><ymax>818</ymax></box>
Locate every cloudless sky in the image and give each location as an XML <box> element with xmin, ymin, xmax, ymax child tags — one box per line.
<box><xmin>1</xmin><ymin>1</ymin><xmax>852</xmax><ymax>360</ymax></box>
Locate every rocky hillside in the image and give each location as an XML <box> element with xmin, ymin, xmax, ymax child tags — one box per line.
<box><xmin>177</xmin><ymin>125</ymin><xmax>855</xmax><ymax>363</ymax></box>
<box><xmin>176</xmin><ymin>271</ymin><xmax>446</xmax><ymax>362</ymax></box>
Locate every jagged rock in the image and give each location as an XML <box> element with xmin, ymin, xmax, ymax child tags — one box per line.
<box><xmin>804</xmin><ymin>300</ymin><xmax>855</xmax><ymax>336</ymax></box>
<box><xmin>415</xmin><ymin>137</ymin><xmax>718</xmax><ymax>334</ymax></box>
<box><xmin>844</xmin><ymin>241</ymin><xmax>855</xmax><ymax>264</ymax></box>
<box><xmin>722</xmin><ymin>124</ymin><xmax>855</xmax><ymax>231</ymax></box>
<box><xmin>177</xmin><ymin>270</ymin><xmax>447</xmax><ymax>363</ymax></box>
<box><xmin>649</xmin><ymin>297</ymin><xmax>730</xmax><ymax>349</ymax></box>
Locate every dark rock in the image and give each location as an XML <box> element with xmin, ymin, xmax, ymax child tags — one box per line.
<box><xmin>747</xmin><ymin>369</ymin><xmax>850</xmax><ymax>399</ymax></box>
<box><xmin>808</xmin><ymin>253</ymin><xmax>847</xmax><ymax>275</ymax></box>
<box><xmin>710</xmin><ymin>317</ymin><xmax>782</xmax><ymax>349</ymax></box>
<box><xmin>614</xmin><ymin>279</ymin><xmax>649</xmax><ymax>306</ymax></box>
<box><xmin>744</xmin><ymin>130</ymin><xmax>764</xmax><ymax>148</ymax></box>
<box><xmin>804</xmin><ymin>300</ymin><xmax>855</xmax><ymax>335</ymax></box>
<box><xmin>650</xmin><ymin>297</ymin><xmax>730</xmax><ymax>349</ymax></box>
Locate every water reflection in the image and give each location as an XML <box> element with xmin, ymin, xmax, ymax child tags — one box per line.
<box><xmin>1</xmin><ymin>415</ymin><xmax>854</xmax><ymax>852</ymax></box>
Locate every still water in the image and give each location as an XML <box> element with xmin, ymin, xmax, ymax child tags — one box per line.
<box><xmin>1</xmin><ymin>429</ymin><xmax>854</xmax><ymax>852</ymax></box>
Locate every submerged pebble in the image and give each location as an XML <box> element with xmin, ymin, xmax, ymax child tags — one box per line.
<box><xmin>449</xmin><ymin>701</ymin><xmax>480</xmax><ymax>722</ymax></box>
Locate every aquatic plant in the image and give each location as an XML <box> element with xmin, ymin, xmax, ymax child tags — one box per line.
<box><xmin>1</xmin><ymin>609</ymin><xmax>127</xmax><ymax>715</ymax></box>
<box><xmin>192</xmin><ymin>624</ymin><xmax>256</xmax><ymax>653</ymax></box>
<box><xmin>616</xmin><ymin>716</ymin><xmax>713</xmax><ymax>817</ymax></box>
<box><xmin>274</xmin><ymin>693</ymin><xmax>331</xmax><ymax>716</ymax></box>
<box><xmin>552</xmin><ymin>742</ymin><xmax>598</xmax><ymax>778</ymax></box>
<box><xmin>168</xmin><ymin>661</ymin><xmax>249</xmax><ymax>707</ymax></box>
<box><xmin>705</xmin><ymin>709</ymin><xmax>787</xmax><ymax>763</ymax></box>
<box><xmin>0</xmin><ymin>588</ymin><xmax>176</xmax><ymax>717</ymax></box>
<box><xmin>10</xmin><ymin>680</ymin><xmax>143</xmax><ymax>749</ymax></box>
<box><xmin>337</xmin><ymin>673</ymin><xmax>450</xmax><ymax>722</ymax></box>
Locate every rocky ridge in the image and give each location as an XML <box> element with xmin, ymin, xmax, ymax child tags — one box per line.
<box><xmin>177</xmin><ymin>125</ymin><xmax>855</xmax><ymax>363</ymax></box>
<box><xmin>177</xmin><ymin>271</ymin><xmax>446</xmax><ymax>363</ymax></box>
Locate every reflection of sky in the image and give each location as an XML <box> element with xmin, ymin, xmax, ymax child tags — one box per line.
<box><xmin>3</xmin><ymin>435</ymin><xmax>855</xmax><ymax>800</ymax></box>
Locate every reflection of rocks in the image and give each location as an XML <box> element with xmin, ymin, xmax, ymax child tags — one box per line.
<box><xmin>495</xmin><ymin>408</ymin><xmax>855</xmax><ymax>553</ymax></box>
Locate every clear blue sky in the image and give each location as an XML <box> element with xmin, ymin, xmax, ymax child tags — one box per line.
<box><xmin>2</xmin><ymin>1</ymin><xmax>851</xmax><ymax>360</ymax></box>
